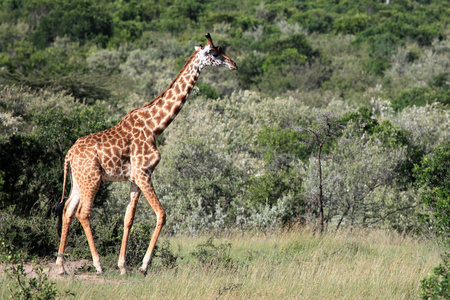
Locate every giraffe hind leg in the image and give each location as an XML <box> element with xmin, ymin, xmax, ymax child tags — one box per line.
<box><xmin>76</xmin><ymin>176</ymin><xmax>103</xmax><ymax>275</ymax></box>
<box><xmin>56</xmin><ymin>187</ymin><xmax>80</xmax><ymax>275</ymax></box>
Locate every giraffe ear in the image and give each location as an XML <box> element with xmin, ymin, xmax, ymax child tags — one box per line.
<box><xmin>195</xmin><ymin>44</ymin><xmax>204</xmax><ymax>51</ymax></box>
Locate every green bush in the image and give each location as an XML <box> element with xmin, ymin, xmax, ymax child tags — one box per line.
<box><xmin>415</xmin><ymin>141</ymin><xmax>450</xmax><ymax>242</ymax></box>
<box><xmin>125</xmin><ymin>223</ymin><xmax>152</xmax><ymax>267</ymax></box>
<box><xmin>197</xmin><ymin>82</ymin><xmax>220</xmax><ymax>99</ymax></box>
<box><xmin>247</xmin><ymin>170</ymin><xmax>294</xmax><ymax>207</ymax></box>
<box><xmin>0</xmin><ymin>104</ymin><xmax>115</xmax><ymax>215</ymax></box>
<box><xmin>261</xmin><ymin>33</ymin><xmax>318</xmax><ymax>60</ymax></box>
<box><xmin>420</xmin><ymin>257</ymin><xmax>450</xmax><ymax>300</ymax></box>
<box><xmin>391</xmin><ymin>84</ymin><xmax>450</xmax><ymax>112</ymax></box>
<box><xmin>257</xmin><ymin>126</ymin><xmax>312</xmax><ymax>162</ymax></box>
<box><xmin>333</xmin><ymin>14</ymin><xmax>370</xmax><ymax>35</ymax></box>
<box><xmin>32</xmin><ymin>0</ymin><xmax>113</xmax><ymax>48</ymax></box>
<box><xmin>191</xmin><ymin>238</ymin><xmax>235</xmax><ymax>269</ymax></box>
<box><xmin>290</xmin><ymin>9</ymin><xmax>334</xmax><ymax>34</ymax></box>
<box><xmin>237</xmin><ymin>52</ymin><xmax>265</xmax><ymax>90</ymax></box>
<box><xmin>416</xmin><ymin>141</ymin><xmax>449</xmax><ymax>299</ymax></box>
<box><xmin>0</xmin><ymin>207</ymin><xmax>59</xmax><ymax>258</ymax></box>
<box><xmin>0</xmin><ymin>241</ymin><xmax>69</xmax><ymax>299</ymax></box>
<box><xmin>262</xmin><ymin>48</ymin><xmax>307</xmax><ymax>72</ymax></box>
<box><xmin>153</xmin><ymin>239</ymin><xmax>179</xmax><ymax>270</ymax></box>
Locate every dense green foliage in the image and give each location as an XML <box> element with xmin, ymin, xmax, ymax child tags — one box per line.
<box><xmin>416</xmin><ymin>142</ymin><xmax>450</xmax><ymax>299</ymax></box>
<box><xmin>420</xmin><ymin>258</ymin><xmax>450</xmax><ymax>300</ymax></box>
<box><xmin>0</xmin><ymin>1</ymin><xmax>449</xmax><ymax>291</ymax></box>
<box><xmin>416</xmin><ymin>141</ymin><xmax>450</xmax><ymax>242</ymax></box>
<box><xmin>0</xmin><ymin>0</ymin><xmax>448</xmax><ymax>100</ymax></box>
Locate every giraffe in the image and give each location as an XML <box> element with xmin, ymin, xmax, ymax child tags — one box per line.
<box><xmin>55</xmin><ymin>33</ymin><xmax>237</xmax><ymax>276</ymax></box>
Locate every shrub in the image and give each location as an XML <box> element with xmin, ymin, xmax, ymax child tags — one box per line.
<box><xmin>257</xmin><ymin>126</ymin><xmax>311</xmax><ymax>162</ymax></box>
<box><xmin>0</xmin><ymin>97</ymin><xmax>115</xmax><ymax>215</ymax></box>
<box><xmin>415</xmin><ymin>141</ymin><xmax>450</xmax><ymax>244</ymax></box>
<box><xmin>236</xmin><ymin>51</ymin><xmax>265</xmax><ymax>90</ymax></box>
<box><xmin>393</xmin><ymin>103</ymin><xmax>449</xmax><ymax>155</ymax></box>
<box><xmin>359</xmin><ymin>33</ymin><xmax>400</xmax><ymax>76</ymax></box>
<box><xmin>153</xmin><ymin>239</ymin><xmax>179</xmax><ymax>270</ymax></box>
<box><xmin>191</xmin><ymin>238</ymin><xmax>235</xmax><ymax>269</ymax></box>
<box><xmin>420</xmin><ymin>257</ymin><xmax>450</xmax><ymax>300</ymax></box>
<box><xmin>125</xmin><ymin>223</ymin><xmax>152</xmax><ymax>267</ymax></box>
<box><xmin>32</xmin><ymin>0</ymin><xmax>113</xmax><ymax>48</ymax></box>
<box><xmin>261</xmin><ymin>33</ymin><xmax>318</xmax><ymax>60</ymax></box>
<box><xmin>386</xmin><ymin>40</ymin><xmax>450</xmax><ymax>90</ymax></box>
<box><xmin>0</xmin><ymin>70</ymin><xmax>112</xmax><ymax>103</ymax></box>
<box><xmin>391</xmin><ymin>85</ymin><xmax>450</xmax><ymax>112</ymax></box>
<box><xmin>0</xmin><ymin>207</ymin><xmax>59</xmax><ymax>258</ymax></box>
<box><xmin>196</xmin><ymin>82</ymin><xmax>220</xmax><ymax>99</ymax></box>
<box><xmin>301</xmin><ymin>109</ymin><xmax>410</xmax><ymax>229</ymax></box>
<box><xmin>290</xmin><ymin>9</ymin><xmax>334</xmax><ymax>34</ymax></box>
<box><xmin>333</xmin><ymin>14</ymin><xmax>370</xmax><ymax>35</ymax></box>
<box><xmin>248</xmin><ymin>192</ymin><xmax>302</xmax><ymax>230</ymax></box>
<box><xmin>0</xmin><ymin>242</ymin><xmax>68</xmax><ymax>299</ymax></box>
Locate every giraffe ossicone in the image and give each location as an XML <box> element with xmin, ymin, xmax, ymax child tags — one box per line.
<box><xmin>55</xmin><ymin>34</ymin><xmax>237</xmax><ymax>276</ymax></box>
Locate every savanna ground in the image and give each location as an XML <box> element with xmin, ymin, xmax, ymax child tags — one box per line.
<box><xmin>0</xmin><ymin>227</ymin><xmax>439</xmax><ymax>299</ymax></box>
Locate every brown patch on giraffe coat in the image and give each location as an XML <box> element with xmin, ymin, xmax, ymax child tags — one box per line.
<box><xmin>153</xmin><ymin>114</ymin><xmax>162</xmax><ymax>124</ymax></box>
<box><xmin>150</xmin><ymin>107</ymin><xmax>158</xmax><ymax>116</ymax></box>
<box><xmin>140</xmin><ymin>110</ymin><xmax>150</xmax><ymax>120</ymax></box>
<box><xmin>145</xmin><ymin>119</ymin><xmax>155</xmax><ymax>129</ymax></box>
<box><xmin>156</xmin><ymin>99</ymin><xmax>164</xmax><ymax>108</ymax></box>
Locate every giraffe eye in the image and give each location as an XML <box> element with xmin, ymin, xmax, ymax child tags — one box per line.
<box><xmin>211</xmin><ymin>51</ymin><xmax>219</xmax><ymax>57</ymax></box>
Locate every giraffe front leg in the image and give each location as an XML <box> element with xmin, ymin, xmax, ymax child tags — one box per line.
<box><xmin>135</xmin><ymin>176</ymin><xmax>166</xmax><ymax>276</ymax></box>
<box><xmin>130</xmin><ymin>144</ymin><xmax>164</xmax><ymax>275</ymax></box>
<box><xmin>139</xmin><ymin>207</ymin><xmax>166</xmax><ymax>275</ymax></box>
<box><xmin>139</xmin><ymin>206</ymin><xmax>166</xmax><ymax>275</ymax></box>
<box><xmin>118</xmin><ymin>183</ymin><xmax>140</xmax><ymax>275</ymax></box>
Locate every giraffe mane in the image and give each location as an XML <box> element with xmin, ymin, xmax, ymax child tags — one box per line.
<box><xmin>142</xmin><ymin>47</ymin><xmax>202</xmax><ymax>109</ymax></box>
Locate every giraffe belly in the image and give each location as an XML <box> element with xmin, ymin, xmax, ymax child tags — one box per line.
<box><xmin>100</xmin><ymin>158</ymin><xmax>131</xmax><ymax>182</ymax></box>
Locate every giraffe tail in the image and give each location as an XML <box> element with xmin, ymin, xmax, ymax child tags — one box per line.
<box><xmin>57</xmin><ymin>157</ymin><xmax>70</xmax><ymax>236</ymax></box>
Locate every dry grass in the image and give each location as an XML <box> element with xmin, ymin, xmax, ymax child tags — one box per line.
<box><xmin>1</xmin><ymin>228</ymin><xmax>439</xmax><ymax>299</ymax></box>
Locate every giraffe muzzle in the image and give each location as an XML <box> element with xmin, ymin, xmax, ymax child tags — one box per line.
<box><xmin>228</xmin><ymin>61</ymin><xmax>238</xmax><ymax>70</ymax></box>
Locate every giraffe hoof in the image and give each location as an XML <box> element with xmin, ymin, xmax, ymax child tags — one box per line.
<box><xmin>96</xmin><ymin>271</ymin><xmax>104</xmax><ymax>276</ymax></box>
<box><xmin>55</xmin><ymin>264</ymin><xmax>66</xmax><ymax>276</ymax></box>
<box><xmin>138</xmin><ymin>268</ymin><xmax>147</xmax><ymax>276</ymax></box>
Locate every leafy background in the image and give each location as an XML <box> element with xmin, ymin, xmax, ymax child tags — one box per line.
<box><xmin>0</xmin><ymin>0</ymin><xmax>449</xmax><ymax>278</ymax></box>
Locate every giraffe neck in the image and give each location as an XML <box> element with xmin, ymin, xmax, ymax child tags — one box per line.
<box><xmin>144</xmin><ymin>49</ymin><xmax>204</xmax><ymax>137</ymax></box>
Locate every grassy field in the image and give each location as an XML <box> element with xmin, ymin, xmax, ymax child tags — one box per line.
<box><xmin>1</xmin><ymin>228</ymin><xmax>439</xmax><ymax>299</ymax></box>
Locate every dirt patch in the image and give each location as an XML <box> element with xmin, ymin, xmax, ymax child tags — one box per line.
<box><xmin>1</xmin><ymin>259</ymin><xmax>113</xmax><ymax>282</ymax></box>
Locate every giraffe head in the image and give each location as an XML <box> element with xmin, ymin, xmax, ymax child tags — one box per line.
<box><xmin>195</xmin><ymin>33</ymin><xmax>238</xmax><ymax>71</ymax></box>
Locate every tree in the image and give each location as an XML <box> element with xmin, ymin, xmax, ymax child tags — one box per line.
<box><xmin>301</xmin><ymin>108</ymin><xmax>415</xmax><ymax>231</ymax></box>
<box><xmin>296</xmin><ymin>114</ymin><xmax>342</xmax><ymax>232</ymax></box>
